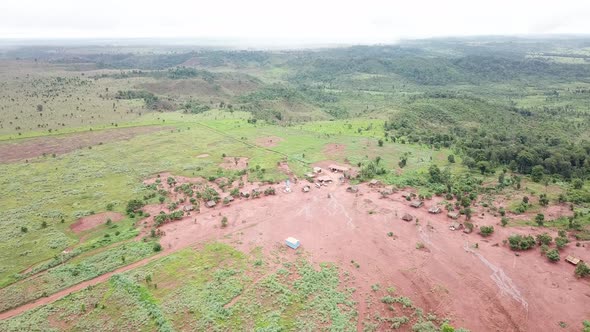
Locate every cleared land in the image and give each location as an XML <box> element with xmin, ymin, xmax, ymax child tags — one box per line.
<box><xmin>1</xmin><ymin>39</ymin><xmax>590</xmax><ymax>331</ymax></box>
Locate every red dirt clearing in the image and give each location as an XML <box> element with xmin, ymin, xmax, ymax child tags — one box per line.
<box><xmin>323</xmin><ymin>143</ymin><xmax>346</xmax><ymax>156</ymax></box>
<box><xmin>151</xmin><ymin>178</ymin><xmax>589</xmax><ymax>332</ymax></box>
<box><xmin>70</xmin><ymin>212</ymin><xmax>124</xmax><ymax>233</ymax></box>
<box><xmin>4</xmin><ymin>170</ymin><xmax>589</xmax><ymax>331</ymax></box>
<box><xmin>255</xmin><ymin>136</ymin><xmax>283</xmax><ymax>147</ymax></box>
<box><xmin>219</xmin><ymin>156</ymin><xmax>249</xmax><ymax>170</ymax></box>
<box><xmin>0</xmin><ymin>126</ymin><xmax>165</xmax><ymax>163</ymax></box>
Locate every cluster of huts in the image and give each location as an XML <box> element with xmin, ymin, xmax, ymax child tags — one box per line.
<box><xmin>400</xmin><ymin>192</ymin><xmax>467</xmax><ymax>231</ymax></box>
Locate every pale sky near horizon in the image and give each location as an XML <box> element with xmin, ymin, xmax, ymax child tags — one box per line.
<box><xmin>1</xmin><ymin>0</ymin><xmax>589</xmax><ymax>44</ymax></box>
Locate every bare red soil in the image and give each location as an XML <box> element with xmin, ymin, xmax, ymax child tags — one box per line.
<box><xmin>323</xmin><ymin>143</ymin><xmax>346</xmax><ymax>156</ymax></box>
<box><xmin>0</xmin><ymin>126</ymin><xmax>164</xmax><ymax>163</ymax></box>
<box><xmin>70</xmin><ymin>212</ymin><xmax>124</xmax><ymax>233</ymax></box>
<box><xmin>255</xmin><ymin>136</ymin><xmax>283</xmax><ymax>147</ymax></box>
<box><xmin>219</xmin><ymin>156</ymin><xmax>249</xmax><ymax>170</ymax></box>
<box><xmin>3</xmin><ymin>168</ymin><xmax>589</xmax><ymax>331</ymax></box>
<box><xmin>149</xmin><ymin>170</ymin><xmax>590</xmax><ymax>331</ymax></box>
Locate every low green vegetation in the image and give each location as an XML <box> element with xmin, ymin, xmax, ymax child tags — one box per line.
<box><xmin>0</xmin><ymin>243</ymin><xmax>358</xmax><ymax>331</ymax></box>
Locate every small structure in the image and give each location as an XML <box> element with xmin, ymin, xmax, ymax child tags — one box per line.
<box><xmin>369</xmin><ymin>179</ymin><xmax>381</xmax><ymax>187</ymax></box>
<box><xmin>346</xmin><ymin>185</ymin><xmax>359</xmax><ymax>193</ymax></box>
<box><xmin>302</xmin><ymin>185</ymin><xmax>310</xmax><ymax>193</ymax></box>
<box><xmin>285</xmin><ymin>237</ymin><xmax>300</xmax><ymax>249</ymax></box>
<box><xmin>463</xmin><ymin>227</ymin><xmax>472</xmax><ymax>234</ymax></box>
<box><xmin>305</xmin><ymin>172</ymin><xmax>315</xmax><ymax>179</ymax></box>
<box><xmin>315</xmin><ymin>183</ymin><xmax>321</xmax><ymax>188</ymax></box>
<box><xmin>447</xmin><ymin>212</ymin><xmax>460</xmax><ymax>220</ymax></box>
<box><xmin>449</xmin><ymin>222</ymin><xmax>463</xmax><ymax>231</ymax></box>
<box><xmin>328</xmin><ymin>165</ymin><xmax>348</xmax><ymax>173</ymax></box>
<box><xmin>225</xmin><ymin>196</ymin><xmax>234</xmax><ymax>202</ymax></box>
<box><xmin>317</xmin><ymin>176</ymin><xmax>333</xmax><ymax>183</ymax></box>
<box><xmin>206</xmin><ymin>200</ymin><xmax>216</xmax><ymax>208</ymax></box>
<box><xmin>313</xmin><ymin>167</ymin><xmax>322</xmax><ymax>173</ymax></box>
<box><xmin>401</xmin><ymin>192</ymin><xmax>412</xmax><ymax>199</ymax></box>
<box><xmin>380</xmin><ymin>188</ymin><xmax>394</xmax><ymax>197</ymax></box>
<box><xmin>240</xmin><ymin>190</ymin><xmax>250</xmax><ymax>198</ymax></box>
<box><xmin>410</xmin><ymin>200</ymin><xmax>424</xmax><ymax>208</ymax></box>
<box><xmin>401</xmin><ymin>213</ymin><xmax>413</xmax><ymax>222</ymax></box>
<box><xmin>428</xmin><ymin>206</ymin><xmax>441</xmax><ymax>214</ymax></box>
<box><xmin>565</xmin><ymin>255</ymin><xmax>581</xmax><ymax>266</ymax></box>
<box><xmin>183</xmin><ymin>205</ymin><xmax>195</xmax><ymax>212</ymax></box>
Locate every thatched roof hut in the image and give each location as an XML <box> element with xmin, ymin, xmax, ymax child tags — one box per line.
<box><xmin>428</xmin><ymin>206</ymin><xmax>441</xmax><ymax>214</ymax></box>
<box><xmin>410</xmin><ymin>200</ymin><xmax>424</xmax><ymax>208</ymax></box>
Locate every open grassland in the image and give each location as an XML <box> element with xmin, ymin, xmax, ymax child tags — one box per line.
<box><xmin>0</xmin><ymin>243</ymin><xmax>359</xmax><ymax>331</ymax></box>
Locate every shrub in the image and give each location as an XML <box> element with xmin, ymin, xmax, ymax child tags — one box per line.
<box><xmin>153</xmin><ymin>243</ymin><xmax>162</xmax><ymax>252</ymax></box>
<box><xmin>546</xmin><ymin>249</ymin><xmax>560</xmax><ymax>262</ymax></box>
<box><xmin>20</xmin><ymin>226</ymin><xmax>28</xmax><ymax>233</ymax></box>
<box><xmin>501</xmin><ymin>217</ymin><xmax>509</xmax><ymax>227</ymax></box>
<box><xmin>536</xmin><ymin>233</ymin><xmax>552</xmax><ymax>245</ymax></box>
<box><xmin>508</xmin><ymin>234</ymin><xmax>536</xmax><ymax>250</ymax></box>
<box><xmin>106</xmin><ymin>203</ymin><xmax>114</xmax><ymax>211</ymax></box>
<box><xmin>480</xmin><ymin>226</ymin><xmax>494</xmax><ymax>237</ymax></box>
<box><xmin>447</xmin><ymin>155</ymin><xmax>455</xmax><ymax>163</ymax></box>
<box><xmin>535</xmin><ymin>213</ymin><xmax>545</xmax><ymax>226</ymax></box>
<box><xmin>555</xmin><ymin>236</ymin><xmax>569</xmax><ymax>249</ymax></box>
<box><xmin>221</xmin><ymin>216</ymin><xmax>228</xmax><ymax>228</ymax></box>
<box><xmin>126</xmin><ymin>199</ymin><xmax>145</xmax><ymax>214</ymax></box>
<box><xmin>574</xmin><ymin>262</ymin><xmax>590</xmax><ymax>278</ymax></box>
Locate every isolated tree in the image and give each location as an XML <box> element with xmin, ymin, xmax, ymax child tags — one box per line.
<box><xmin>522</xmin><ymin>196</ymin><xmax>529</xmax><ymax>204</ymax></box>
<box><xmin>573</xmin><ymin>178</ymin><xmax>584</xmax><ymax>190</ymax></box>
<box><xmin>378</xmin><ymin>139</ymin><xmax>384</xmax><ymax>147</ymax></box>
<box><xmin>447</xmin><ymin>154</ymin><xmax>455</xmax><ymax>163</ymax></box>
<box><xmin>36</xmin><ymin>104</ymin><xmax>43</xmax><ymax>112</ymax></box>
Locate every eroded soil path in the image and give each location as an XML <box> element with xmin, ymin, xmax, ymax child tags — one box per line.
<box><xmin>0</xmin><ymin>126</ymin><xmax>165</xmax><ymax>163</ymax></box>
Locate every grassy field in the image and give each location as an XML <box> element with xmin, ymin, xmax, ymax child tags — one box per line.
<box><xmin>0</xmin><ymin>243</ymin><xmax>358</xmax><ymax>331</ymax></box>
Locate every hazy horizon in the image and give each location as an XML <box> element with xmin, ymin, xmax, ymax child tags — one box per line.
<box><xmin>1</xmin><ymin>0</ymin><xmax>589</xmax><ymax>46</ymax></box>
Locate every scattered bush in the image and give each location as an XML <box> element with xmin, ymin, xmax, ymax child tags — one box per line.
<box><xmin>508</xmin><ymin>234</ymin><xmax>536</xmax><ymax>251</ymax></box>
<box><xmin>546</xmin><ymin>249</ymin><xmax>560</xmax><ymax>262</ymax></box>
<box><xmin>555</xmin><ymin>236</ymin><xmax>569</xmax><ymax>250</ymax></box>
<box><xmin>479</xmin><ymin>226</ymin><xmax>494</xmax><ymax>237</ymax></box>
<box><xmin>498</xmin><ymin>217</ymin><xmax>508</xmax><ymax>227</ymax></box>
<box><xmin>221</xmin><ymin>216</ymin><xmax>228</xmax><ymax>228</ymax></box>
<box><xmin>574</xmin><ymin>262</ymin><xmax>590</xmax><ymax>278</ymax></box>
<box><xmin>536</xmin><ymin>233</ymin><xmax>552</xmax><ymax>245</ymax></box>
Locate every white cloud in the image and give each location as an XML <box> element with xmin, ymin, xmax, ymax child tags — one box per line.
<box><xmin>0</xmin><ymin>0</ymin><xmax>589</xmax><ymax>43</ymax></box>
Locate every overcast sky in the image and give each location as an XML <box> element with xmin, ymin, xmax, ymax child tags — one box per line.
<box><xmin>1</xmin><ymin>0</ymin><xmax>589</xmax><ymax>44</ymax></box>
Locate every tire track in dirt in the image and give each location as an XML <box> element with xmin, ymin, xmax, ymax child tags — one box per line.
<box><xmin>463</xmin><ymin>242</ymin><xmax>528</xmax><ymax>311</ymax></box>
